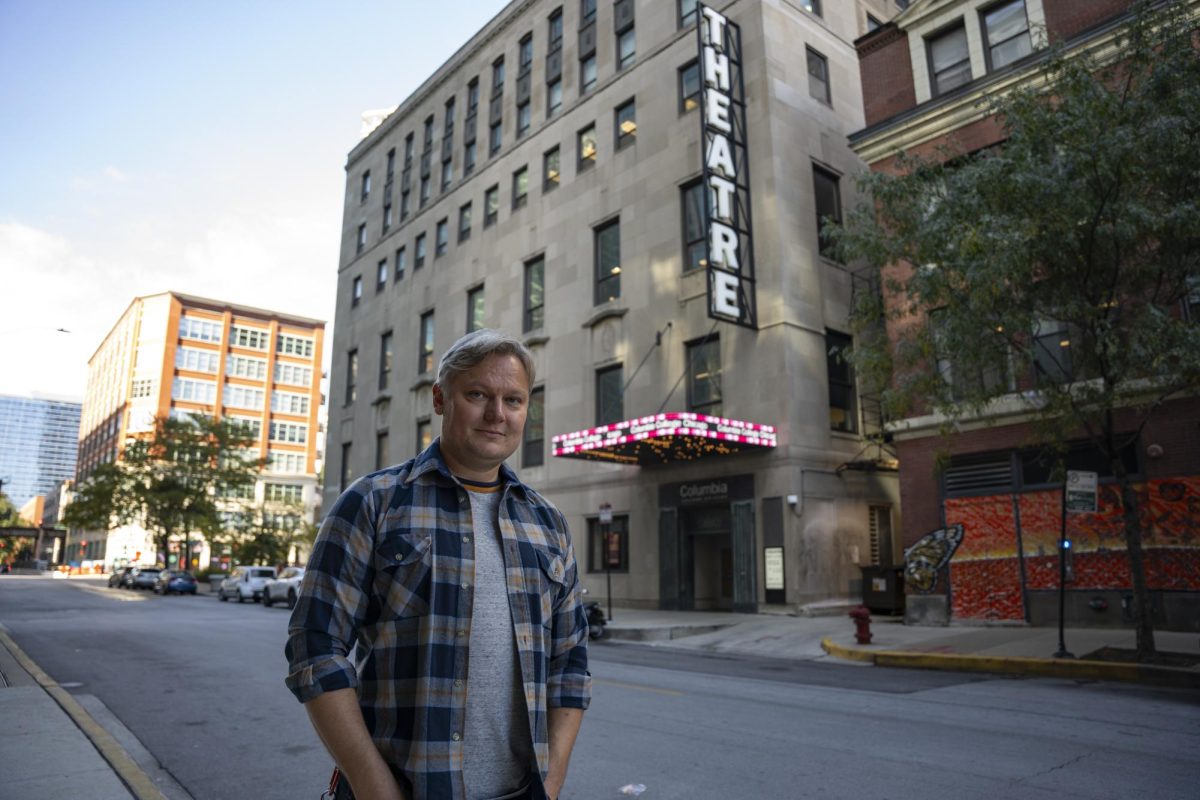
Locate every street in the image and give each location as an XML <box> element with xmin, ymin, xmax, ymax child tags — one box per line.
<box><xmin>2</xmin><ymin>576</ymin><xmax>1197</xmax><ymax>800</ymax></box>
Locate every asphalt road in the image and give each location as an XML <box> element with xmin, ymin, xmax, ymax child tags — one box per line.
<box><xmin>2</xmin><ymin>576</ymin><xmax>1198</xmax><ymax>800</ymax></box>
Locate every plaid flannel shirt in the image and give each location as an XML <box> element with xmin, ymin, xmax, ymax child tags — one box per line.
<box><xmin>285</xmin><ymin>440</ymin><xmax>590</xmax><ymax>800</ymax></box>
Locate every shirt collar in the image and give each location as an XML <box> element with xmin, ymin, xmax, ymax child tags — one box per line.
<box><xmin>405</xmin><ymin>438</ymin><xmax>531</xmax><ymax>500</ymax></box>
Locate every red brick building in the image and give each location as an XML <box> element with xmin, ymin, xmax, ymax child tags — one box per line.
<box><xmin>849</xmin><ymin>0</ymin><xmax>1199</xmax><ymax>630</ymax></box>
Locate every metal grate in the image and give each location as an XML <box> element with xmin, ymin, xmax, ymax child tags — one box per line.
<box><xmin>943</xmin><ymin>457</ymin><xmax>1014</xmax><ymax>495</ymax></box>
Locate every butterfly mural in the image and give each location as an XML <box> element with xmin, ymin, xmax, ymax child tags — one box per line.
<box><xmin>904</xmin><ymin>524</ymin><xmax>965</xmax><ymax>593</ymax></box>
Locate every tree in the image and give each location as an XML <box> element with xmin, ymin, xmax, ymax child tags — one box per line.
<box><xmin>833</xmin><ymin>1</ymin><xmax>1200</xmax><ymax>660</ymax></box>
<box><xmin>212</xmin><ymin>498</ymin><xmax>309</xmax><ymax>567</ymax></box>
<box><xmin>64</xmin><ymin>416</ymin><xmax>262</xmax><ymax>569</ymax></box>
<box><xmin>0</xmin><ymin>491</ymin><xmax>27</xmax><ymax>527</ymax></box>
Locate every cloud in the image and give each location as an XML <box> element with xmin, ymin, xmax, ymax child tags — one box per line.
<box><xmin>102</xmin><ymin>165</ymin><xmax>129</xmax><ymax>182</ymax></box>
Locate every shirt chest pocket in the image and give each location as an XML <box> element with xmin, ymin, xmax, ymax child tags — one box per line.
<box><xmin>535</xmin><ymin>548</ymin><xmax>567</xmax><ymax>628</ymax></box>
<box><xmin>375</xmin><ymin>532</ymin><xmax>434</xmax><ymax>619</ymax></box>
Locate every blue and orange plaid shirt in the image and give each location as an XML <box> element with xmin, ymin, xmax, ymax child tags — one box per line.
<box><xmin>285</xmin><ymin>440</ymin><xmax>590</xmax><ymax>800</ymax></box>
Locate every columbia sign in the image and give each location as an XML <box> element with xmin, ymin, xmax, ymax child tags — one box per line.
<box><xmin>697</xmin><ymin>3</ymin><xmax>757</xmax><ymax>329</ymax></box>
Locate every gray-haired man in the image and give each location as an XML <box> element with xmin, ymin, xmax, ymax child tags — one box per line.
<box><xmin>286</xmin><ymin>330</ymin><xmax>590</xmax><ymax>800</ymax></box>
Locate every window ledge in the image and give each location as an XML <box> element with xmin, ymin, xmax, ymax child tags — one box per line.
<box><xmin>580</xmin><ymin>303</ymin><xmax>628</xmax><ymax>329</ymax></box>
<box><xmin>372</xmin><ymin>392</ymin><xmax>392</xmax><ymax>406</ymax></box>
<box><xmin>410</xmin><ymin>374</ymin><xmax>435</xmax><ymax>391</ymax></box>
<box><xmin>524</xmin><ymin>331</ymin><xmax>550</xmax><ymax>347</ymax></box>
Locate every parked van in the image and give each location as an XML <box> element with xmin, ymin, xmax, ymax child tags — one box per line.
<box><xmin>218</xmin><ymin>566</ymin><xmax>277</xmax><ymax>603</ymax></box>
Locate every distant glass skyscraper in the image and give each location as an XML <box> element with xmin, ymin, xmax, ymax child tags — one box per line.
<box><xmin>0</xmin><ymin>394</ymin><xmax>82</xmax><ymax>509</ymax></box>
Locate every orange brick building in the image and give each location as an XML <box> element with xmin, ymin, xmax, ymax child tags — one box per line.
<box><xmin>76</xmin><ymin>292</ymin><xmax>325</xmax><ymax>569</ymax></box>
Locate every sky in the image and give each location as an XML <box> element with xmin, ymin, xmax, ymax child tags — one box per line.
<box><xmin>0</xmin><ymin>0</ymin><xmax>508</xmax><ymax>401</ymax></box>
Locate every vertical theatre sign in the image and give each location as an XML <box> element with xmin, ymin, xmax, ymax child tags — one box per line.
<box><xmin>697</xmin><ymin>3</ymin><xmax>757</xmax><ymax>329</ymax></box>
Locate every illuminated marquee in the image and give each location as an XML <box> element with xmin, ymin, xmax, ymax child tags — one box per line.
<box><xmin>552</xmin><ymin>412</ymin><xmax>776</xmax><ymax>465</ymax></box>
<box><xmin>697</xmin><ymin>3</ymin><xmax>757</xmax><ymax>329</ymax></box>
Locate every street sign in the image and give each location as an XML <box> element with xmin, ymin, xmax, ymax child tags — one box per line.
<box><xmin>1065</xmin><ymin>470</ymin><xmax>1098</xmax><ymax>513</ymax></box>
<box><xmin>599</xmin><ymin>502</ymin><xmax>613</xmax><ymax>525</ymax></box>
<box><xmin>764</xmin><ymin>547</ymin><xmax>784</xmax><ymax>591</ymax></box>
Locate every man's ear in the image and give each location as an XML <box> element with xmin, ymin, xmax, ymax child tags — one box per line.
<box><xmin>432</xmin><ymin>382</ymin><xmax>444</xmax><ymax>414</ymax></box>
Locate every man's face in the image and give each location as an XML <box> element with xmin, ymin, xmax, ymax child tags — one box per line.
<box><xmin>432</xmin><ymin>353</ymin><xmax>530</xmax><ymax>481</ymax></box>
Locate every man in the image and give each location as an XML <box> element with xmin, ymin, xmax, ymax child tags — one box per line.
<box><xmin>286</xmin><ymin>330</ymin><xmax>589</xmax><ymax>800</ymax></box>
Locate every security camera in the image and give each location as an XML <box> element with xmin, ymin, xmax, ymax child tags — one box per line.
<box><xmin>786</xmin><ymin>494</ymin><xmax>798</xmax><ymax>507</ymax></box>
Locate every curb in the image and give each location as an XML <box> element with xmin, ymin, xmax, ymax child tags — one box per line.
<box><xmin>0</xmin><ymin>629</ymin><xmax>168</xmax><ymax>800</ymax></box>
<box><xmin>820</xmin><ymin>637</ymin><xmax>1200</xmax><ymax>690</ymax></box>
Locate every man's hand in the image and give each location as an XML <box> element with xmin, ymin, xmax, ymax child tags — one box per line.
<box><xmin>543</xmin><ymin>706</ymin><xmax>585</xmax><ymax>800</ymax></box>
<box><xmin>305</xmin><ymin>688</ymin><xmax>407</xmax><ymax>800</ymax></box>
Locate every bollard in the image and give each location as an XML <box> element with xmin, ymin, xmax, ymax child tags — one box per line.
<box><xmin>849</xmin><ymin>605</ymin><xmax>873</xmax><ymax>645</ymax></box>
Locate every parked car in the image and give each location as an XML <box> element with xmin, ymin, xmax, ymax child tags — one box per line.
<box><xmin>218</xmin><ymin>565</ymin><xmax>277</xmax><ymax>603</ymax></box>
<box><xmin>262</xmin><ymin>567</ymin><xmax>305</xmax><ymax>609</ymax></box>
<box><xmin>129</xmin><ymin>567</ymin><xmax>163</xmax><ymax>590</ymax></box>
<box><xmin>153</xmin><ymin>569</ymin><xmax>198</xmax><ymax>595</ymax></box>
<box><xmin>109</xmin><ymin>567</ymin><xmax>135</xmax><ymax>588</ymax></box>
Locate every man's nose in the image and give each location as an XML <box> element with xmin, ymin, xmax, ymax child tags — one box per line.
<box><xmin>483</xmin><ymin>397</ymin><xmax>504</xmax><ymax>420</ymax></box>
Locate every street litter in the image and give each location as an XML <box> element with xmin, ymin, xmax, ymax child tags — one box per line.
<box><xmin>618</xmin><ymin>784</ymin><xmax>646</xmax><ymax>796</ymax></box>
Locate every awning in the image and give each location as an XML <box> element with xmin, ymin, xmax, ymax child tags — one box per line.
<box><xmin>552</xmin><ymin>412</ymin><xmax>777</xmax><ymax>465</ymax></box>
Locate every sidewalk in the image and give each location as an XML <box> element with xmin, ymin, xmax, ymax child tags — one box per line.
<box><xmin>603</xmin><ymin>607</ymin><xmax>1200</xmax><ymax>688</ymax></box>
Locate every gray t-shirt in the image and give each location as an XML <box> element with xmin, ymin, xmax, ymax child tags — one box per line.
<box><xmin>462</xmin><ymin>483</ymin><xmax>535</xmax><ymax>800</ymax></box>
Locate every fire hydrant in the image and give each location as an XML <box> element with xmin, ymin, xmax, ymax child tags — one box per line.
<box><xmin>849</xmin><ymin>605</ymin><xmax>873</xmax><ymax>644</ymax></box>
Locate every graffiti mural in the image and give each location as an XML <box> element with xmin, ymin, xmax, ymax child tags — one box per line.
<box><xmin>904</xmin><ymin>524</ymin><xmax>965</xmax><ymax>592</ymax></box>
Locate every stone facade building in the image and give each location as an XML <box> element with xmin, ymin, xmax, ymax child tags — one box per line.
<box><xmin>330</xmin><ymin>0</ymin><xmax>904</xmax><ymax>611</ymax></box>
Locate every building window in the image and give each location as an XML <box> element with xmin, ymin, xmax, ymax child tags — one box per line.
<box><xmin>580</xmin><ymin>54</ymin><xmax>597</xmax><ymax>93</ymax></box>
<box><xmin>435</xmin><ymin>218</ymin><xmax>448</xmax><ymax>257</ymax></box>
<box><xmin>382</xmin><ymin>203</ymin><xmax>392</xmax><ymax>233</ymax></box>
<box><xmin>867</xmin><ymin>13</ymin><xmax>883</xmax><ymax>31</ymax></box>
<box><xmin>812</xmin><ymin>165</ymin><xmax>842</xmax><ymax>259</ymax></box>
<box><xmin>379</xmin><ymin>331</ymin><xmax>393</xmax><ymax>390</ymax></box>
<box><xmin>352</xmin><ymin>276</ymin><xmax>363</xmax><ymax>307</ymax></box>
<box><xmin>467</xmin><ymin>78</ymin><xmax>479</xmax><ymax>115</ymax></box>
<box><xmin>679</xmin><ymin>60</ymin><xmax>700</xmax><ymax>112</ymax></box>
<box><xmin>517</xmin><ymin>101</ymin><xmax>532</xmax><ymax>137</ymax></box>
<box><xmin>361</xmin><ymin>171</ymin><xmax>371</xmax><ymax>202</ymax></box>
<box><xmin>232</xmin><ymin>325</ymin><xmax>268</xmax><ymax>349</ymax></box>
<box><xmin>826</xmin><ymin>330</ymin><xmax>857</xmax><ymax>433</ymax></box>
<box><xmin>484</xmin><ymin>185</ymin><xmax>499</xmax><ymax>227</ymax></box>
<box><xmin>512</xmin><ymin>166</ymin><xmax>529</xmax><ymax>209</ymax></box>
<box><xmin>594</xmin><ymin>218</ymin><xmax>620</xmax><ymax>305</ymax></box>
<box><xmin>423</xmin><ymin>115</ymin><xmax>434</xmax><ymax>148</ymax></box>
<box><xmin>376</xmin><ymin>259</ymin><xmax>388</xmax><ymax>292</ymax></box>
<box><xmin>679</xmin><ymin>0</ymin><xmax>698</xmax><ymax>27</ymax></box>
<box><xmin>523</xmin><ymin>386</ymin><xmax>544</xmax><ymax>468</ymax></box>
<box><xmin>386</xmin><ymin>148</ymin><xmax>395</xmax><ymax>181</ymax></box>
<box><xmin>1183</xmin><ymin>275</ymin><xmax>1200</xmax><ymax>322</ymax></box>
<box><xmin>419</xmin><ymin>175</ymin><xmax>430</xmax><ymax>207</ymax></box>
<box><xmin>614</xmin><ymin>98</ymin><xmax>636</xmax><ymax>149</ymax></box>
<box><xmin>441</xmin><ymin>159</ymin><xmax>453</xmax><ymax>191</ymax></box>
<box><xmin>340</xmin><ymin>442</ymin><xmax>353</xmax><ymax>492</ymax></box>
<box><xmin>276</xmin><ymin>334</ymin><xmax>314</xmax><ymax>358</ymax></box>
<box><xmin>464</xmin><ymin>140</ymin><xmax>476</xmax><ymax>176</ymax></box>
<box><xmin>415</xmin><ymin>233</ymin><xmax>427</xmax><ymax>269</ymax></box>
<box><xmin>547</xmin><ymin>79</ymin><xmax>563</xmax><ymax>116</ymax></box>
<box><xmin>271</xmin><ymin>390</ymin><xmax>311</xmax><ymax>415</ymax></box>
<box><xmin>269</xmin><ymin>421</ymin><xmax>308</xmax><ymax>444</ymax></box>
<box><xmin>180</xmin><ymin>316</ymin><xmax>222</xmax><ymax>343</ymax></box>
<box><xmin>595</xmin><ymin>364</ymin><xmax>623</xmax><ymax>426</ymax></box>
<box><xmin>616</xmin><ymin>25</ymin><xmax>635</xmax><ymax>70</ymax></box>
<box><xmin>176</xmin><ymin>347</ymin><xmax>219</xmax><ymax>373</ymax></box>
<box><xmin>467</xmin><ymin>286</ymin><xmax>485</xmax><ymax>333</ymax></box>
<box><xmin>418</xmin><ymin>311</ymin><xmax>435</xmax><ymax>374</ymax></box>
<box><xmin>524</xmin><ymin>256</ymin><xmax>545</xmax><ymax>332</ymax></box>
<box><xmin>807</xmin><ymin>47</ymin><xmax>830</xmax><ymax>105</ymax></box>
<box><xmin>404</xmin><ymin>132</ymin><xmax>414</xmax><ymax>165</ymax></box>
<box><xmin>549</xmin><ymin>8</ymin><xmax>563</xmax><ymax>50</ymax></box>
<box><xmin>682</xmin><ymin>179</ymin><xmax>707</xmax><ymax>272</ymax></box>
<box><xmin>171</xmin><ymin>377</ymin><xmax>217</xmax><ymax>404</ymax></box>
<box><xmin>519</xmin><ymin>33</ymin><xmax>533</xmax><ymax>73</ymax></box>
<box><xmin>1032</xmin><ymin>318</ymin><xmax>1074</xmax><ymax>383</ymax></box>
<box><xmin>543</xmin><ymin>147</ymin><xmax>560</xmax><ymax>190</ymax></box>
<box><xmin>223</xmin><ymin>384</ymin><xmax>265</xmax><ymax>410</ymax></box>
<box><xmin>928</xmin><ymin>22</ymin><xmax>972</xmax><ymax>97</ymax></box>
<box><xmin>444</xmin><ymin>96</ymin><xmax>456</xmax><ymax>136</ymax></box>
<box><xmin>687</xmin><ymin>337</ymin><xmax>722</xmax><ymax>416</ymax></box>
<box><xmin>587</xmin><ymin>514</ymin><xmax>629</xmax><ymax>573</ymax></box>
<box><xmin>356</xmin><ymin>223</ymin><xmax>366</xmax><ymax>255</ymax></box>
<box><xmin>345</xmin><ymin>349</ymin><xmax>358</xmax><ymax>405</ymax></box>
<box><xmin>489</xmin><ymin>121</ymin><xmax>503</xmax><ymax>156</ymax></box>
<box><xmin>982</xmin><ymin>0</ymin><xmax>1032</xmax><ymax>72</ymax></box>
<box><xmin>395</xmin><ymin>246</ymin><xmax>406</xmax><ymax>282</ymax></box>
<box><xmin>931</xmin><ymin>309</ymin><xmax>1012</xmax><ymax>399</ymax></box>
<box><xmin>375</xmin><ymin>430</ymin><xmax>390</xmax><ymax>471</ymax></box>
<box><xmin>415</xmin><ymin>418</ymin><xmax>432</xmax><ymax>455</ymax></box>
<box><xmin>801</xmin><ymin>0</ymin><xmax>822</xmax><ymax>17</ymax></box>
<box><xmin>400</xmin><ymin>189</ymin><xmax>411</xmax><ymax>220</ymax></box>
<box><xmin>275</xmin><ymin>362</ymin><xmax>313</xmax><ymax>387</ymax></box>
<box><xmin>492</xmin><ymin>56</ymin><xmax>506</xmax><ymax>93</ymax></box>
<box><xmin>226</xmin><ymin>354</ymin><xmax>267</xmax><ymax>380</ymax></box>
<box><xmin>459</xmin><ymin>202</ymin><xmax>473</xmax><ymax>243</ymax></box>
<box><xmin>578</xmin><ymin>124</ymin><xmax>597</xmax><ymax>170</ymax></box>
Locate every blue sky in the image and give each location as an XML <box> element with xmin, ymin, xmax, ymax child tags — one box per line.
<box><xmin>0</xmin><ymin>0</ymin><xmax>506</xmax><ymax>399</ymax></box>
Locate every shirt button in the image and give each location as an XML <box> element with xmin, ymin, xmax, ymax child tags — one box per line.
<box><xmin>457</xmin><ymin>629</ymin><xmax>466</xmax><ymax>637</ymax></box>
<box><xmin>452</xmin><ymin>732</ymin><xmax>461</xmax><ymax>742</ymax></box>
<box><xmin>461</xmin><ymin>582</ymin><xmax>469</xmax><ymax>590</ymax></box>
<box><xmin>462</xmin><ymin>536</ymin><xmax>470</xmax><ymax>544</ymax></box>
<box><xmin>458</xmin><ymin>493</ymin><xmax>467</xmax><ymax>504</ymax></box>
<box><xmin>454</xmin><ymin>679</ymin><xmax>463</xmax><ymax>688</ymax></box>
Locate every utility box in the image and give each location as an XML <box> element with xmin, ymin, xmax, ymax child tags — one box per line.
<box><xmin>861</xmin><ymin>566</ymin><xmax>905</xmax><ymax>615</ymax></box>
